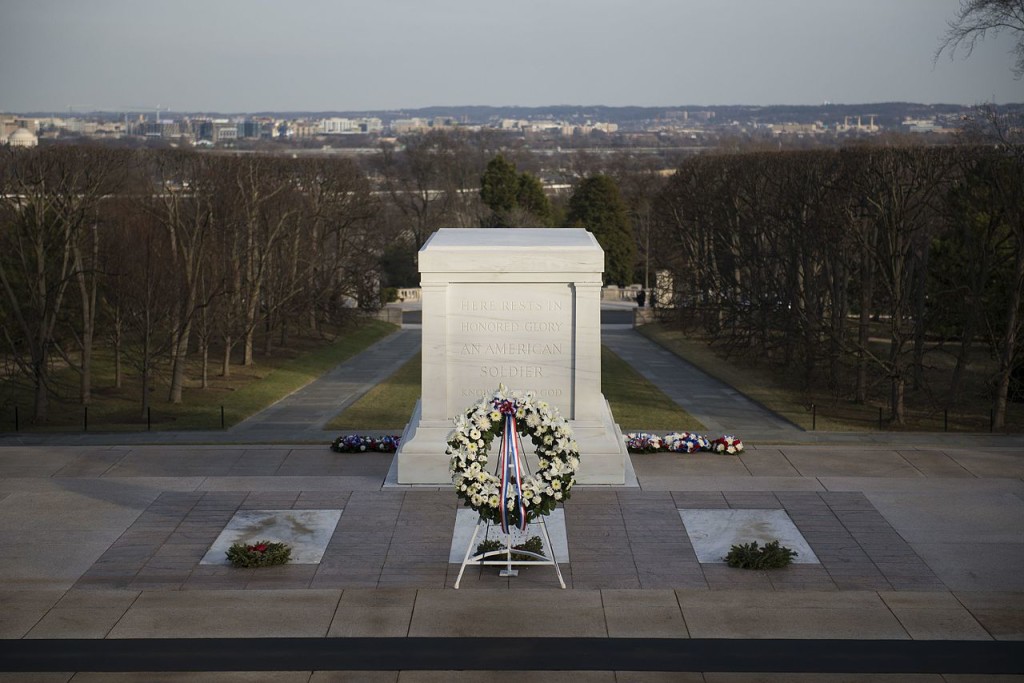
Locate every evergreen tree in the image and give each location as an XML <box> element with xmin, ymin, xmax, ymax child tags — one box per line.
<box><xmin>480</xmin><ymin>154</ymin><xmax>519</xmax><ymax>224</ymax></box>
<box><xmin>479</xmin><ymin>154</ymin><xmax>552</xmax><ymax>227</ymax></box>
<box><xmin>567</xmin><ymin>174</ymin><xmax>636</xmax><ymax>285</ymax></box>
<box><xmin>516</xmin><ymin>172</ymin><xmax>552</xmax><ymax>225</ymax></box>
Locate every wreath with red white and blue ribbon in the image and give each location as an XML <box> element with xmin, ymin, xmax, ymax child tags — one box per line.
<box><xmin>447</xmin><ymin>385</ymin><xmax>580</xmax><ymax>531</ymax></box>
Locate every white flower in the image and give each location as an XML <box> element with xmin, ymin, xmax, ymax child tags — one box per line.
<box><xmin>488</xmin><ymin>495</ymin><xmax>500</xmax><ymax>508</ymax></box>
<box><xmin>470</xmin><ymin>428</ymin><xmax>481</xmax><ymax>440</ymax></box>
<box><xmin>554</xmin><ymin>491</ymin><xmax>563</xmax><ymax>500</ymax></box>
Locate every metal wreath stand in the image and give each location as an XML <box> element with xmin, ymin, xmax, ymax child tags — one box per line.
<box><xmin>453</xmin><ymin>416</ymin><xmax>566</xmax><ymax>589</ymax></box>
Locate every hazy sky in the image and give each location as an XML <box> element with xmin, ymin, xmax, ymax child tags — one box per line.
<box><xmin>1</xmin><ymin>0</ymin><xmax>1021</xmax><ymax>113</ymax></box>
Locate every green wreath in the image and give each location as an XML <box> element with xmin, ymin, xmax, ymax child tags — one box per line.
<box><xmin>447</xmin><ymin>385</ymin><xmax>580</xmax><ymax>526</ymax></box>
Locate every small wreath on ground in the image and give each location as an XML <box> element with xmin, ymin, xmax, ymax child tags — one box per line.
<box><xmin>226</xmin><ymin>540</ymin><xmax>292</xmax><ymax>568</ymax></box>
<box><xmin>623</xmin><ymin>431</ymin><xmax>743</xmax><ymax>454</ymax></box>
<box><xmin>448</xmin><ymin>385</ymin><xmax>580</xmax><ymax>527</ymax></box>
<box><xmin>663</xmin><ymin>431</ymin><xmax>709</xmax><ymax>453</ymax></box>
<box><xmin>331</xmin><ymin>434</ymin><xmax>401</xmax><ymax>453</ymax></box>
<box><xmin>725</xmin><ymin>540</ymin><xmax>796</xmax><ymax>569</ymax></box>
<box><xmin>476</xmin><ymin>535</ymin><xmax>545</xmax><ymax>562</ymax></box>
<box><xmin>624</xmin><ymin>432</ymin><xmax>663</xmax><ymax>452</ymax></box>
<box><xmin>712</xmin><ymin>435</ymin><xmax>744</xmax><ymax>454</ymax></box>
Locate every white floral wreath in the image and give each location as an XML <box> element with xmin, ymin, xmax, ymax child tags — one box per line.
<box><xmin>447</xmin><ymin>385</ymin><xmax>580</xmax><ymax>526</ymax></box>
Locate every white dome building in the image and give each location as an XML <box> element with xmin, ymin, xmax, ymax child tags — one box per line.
<box><xmin>6</xmin><ymin>127</ymin><xmax>39</xmax><ymax>148</ymax></box>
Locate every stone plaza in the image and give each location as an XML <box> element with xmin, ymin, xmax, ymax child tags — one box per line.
<box><xmin>0</xmin><ymin>288</ymin><xmax>1022</xmax><ymax>679</ymax></box>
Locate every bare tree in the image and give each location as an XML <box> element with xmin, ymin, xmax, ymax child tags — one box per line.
<box><xmin>936</xmin><ymin>0</ymin><xmax>1024</xmax><ymax>76</ymax></box>
<box><xmin>0</xmin><ymin>146</ymin><xmax>123</xmax><ymax>421</ymax></box>
<box><xmin>139</xmin><ymin>150</ymin><xmax>216</xmax><ymax>404</ymax></box>
<box><xmin>101</xmin><ymin>205</ymin><xmax>176</xmax><ymax>418</ymax></box>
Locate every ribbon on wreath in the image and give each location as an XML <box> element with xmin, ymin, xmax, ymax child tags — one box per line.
<box><xmin>497</xmin><ymin>410</ymin><xmax>528</xmax><ymax>534</ymax></box>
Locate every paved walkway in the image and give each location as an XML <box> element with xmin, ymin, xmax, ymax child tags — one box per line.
<box><xmin>603</xmin><ymin>328</ymin><xmax>800</xmax><ymax>437</ymax></box>
<box><xmin>229</xmin><ymin>327</ymin><xmax>420</xmax><ymax>440</ymax></box>
<box><xmin>0</xmin><ymin>442</ymin><xmax>1022</xmax><ymax>679</ymax></box>
<box><xmin>1</xmin><ymin>311</ymin><xmax>1023</xmax><ymax>678</ymax></box>
<box><xmin>0</xmin><ymin>328</ymin><xmax>421</xmax><ymax>447</ymax></box>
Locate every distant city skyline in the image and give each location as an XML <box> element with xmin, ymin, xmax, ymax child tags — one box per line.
<box><xmin>1</xmin><ymin>0</ymin><xmax>1021</xmax><ymax>114</ymax></box>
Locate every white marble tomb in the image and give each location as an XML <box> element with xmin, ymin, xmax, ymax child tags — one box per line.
<box><xmin>395</xmin><ymin>228</ymin><xmax>629</xmax><ymax>485</ymax></box>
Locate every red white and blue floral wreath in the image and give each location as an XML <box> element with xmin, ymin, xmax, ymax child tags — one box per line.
<box><xmin>447</xmin><ymin>385</ymin><xmax>580</xmax><ymax>531</ymax></box>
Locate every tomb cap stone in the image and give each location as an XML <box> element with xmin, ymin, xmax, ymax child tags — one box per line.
<box><xmin>419</xmin><ymin>228</ymin><xmax>603</xmax><ymax>274</ymax></box>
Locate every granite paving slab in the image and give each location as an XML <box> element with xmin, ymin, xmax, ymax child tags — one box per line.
<box><xmin>328</xmin><ymin>588</ymin><xmax>417</xmax><ymax>637</ymax></box>
<box><xmin>25</xmin><ymin>589</ymin><xmax>140</xmax><ymax>639</ymax></box>
<box><xmin>449</xmin><ymin>508</ymin><xmax>569</xmax><ymax>563</ymax></box>
<box><xmin>106</xmin><ymin>589</ymin><xmax>342</xmax><ymax>638</ymax></box>
<box><xmin>675</xmin><ymin>589</ymin><xmax>910</xmax><ymax>639</ymax></box>
<box><xmin>953</xmin><ymin>591</ymin><xmax>1024</xmax><ymax>640</ymax></box>
<box><xmin>867</xmin><ymin>491</ymin><xmax>1024</xmax><ymax>544</ymax></box>
<box><xmin>912</xmin><ymin>542</ymin><xmax>1024</xmax><ymax>591</ymax></box>
<box><xmin>878</xmin><ymin>591</ymin><xmax>992</xmax><ymax>640</ymax></box>
<box><xmin>0</xmin><ymin>589</ymin><xmax>64</xmax><ymax>638</ymax></box>
<box><xmin>407</xmin><ymin>588</ymin><xmax>606</xmax><ymax>637</ymax></box>
<box><xmin>679</xmin><ymin>508</ymin><xmax>819</xmax><ymax>563</ymax></box>
<box><xmin>200</xmin><ymin>509</ymin><xmax>343</xmax><ymax>565</ymax></box>
<box><xmin>601</xmin><ymin>589</ymin><xmax>689</xmax><ymax>638</ymax></box>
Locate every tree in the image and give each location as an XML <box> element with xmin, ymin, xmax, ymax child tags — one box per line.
<box><xmin>480</xmin><ymin>154</ymin><xmax>519</xmax><ymax>219</ymax></box>
<box><xmin>378</xmin><ymin>130</ymin><xmax>479</xmax><ymax>248</ymax></box>
<box><xmin>567</xmin><ymin>175</ymin><xmax>635</xmax><ymax>285</ymax></box>
<box><xmin>0</xmin><ymin>146</ymin><xmax>124</xmax><ymax>421</ymax></box>
<box><xmin>515</xmin><ymin>172</ymin><xmax>552</xmax><ymax>227</ymax></box>
<box><xmin>936</xmin><ymin>0</ymin><xmax>1024</xmax><ymax>77</ymax></box>
<box><xmin>479</xmin><ymin>153</ymin><xmax>552</xmax><ymax>227</ymax></box>
<box><xmin>139</xmin><ymin>150</ymin><xmax>216</xmax><ymax>403</ymax></box>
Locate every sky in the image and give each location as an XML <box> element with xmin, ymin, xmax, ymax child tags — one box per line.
<box><xmin>1</xmin><ymin>0</ymin><xmax>1021</xmax><ymax>113</ymax></box>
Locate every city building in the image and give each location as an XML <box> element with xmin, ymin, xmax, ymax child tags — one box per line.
<box><xmin>3</xmin><ymin>127</ymin><xmax>39</xmax><ymax>147</ymax></box>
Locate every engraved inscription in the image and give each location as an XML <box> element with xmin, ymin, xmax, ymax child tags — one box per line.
<box><xmin>447</xmin><ymin>283</ymin><xmax>572</xmax><ymax>416</ymax></box>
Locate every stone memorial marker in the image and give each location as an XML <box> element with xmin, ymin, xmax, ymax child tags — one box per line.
<box><xmin>395</xmin><ymin>227</ymin><xmax>629</xmax><ymax>484</ymax></box>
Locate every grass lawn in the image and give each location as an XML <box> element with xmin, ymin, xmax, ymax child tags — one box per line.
<box><xmin>0</xmin><ymin>318</ymin><xmax>398</xmax><ymax>433</ymax></box>
<box><xmin>326</xmin><ymin>346</ymin><xmax>703</xmax><ymax>433</ymax></box>
<box><xmin>638</xmin><ymin>322</ymin><xmax>1022</xmax><ymax>433</ymax></box>
<box><xmin>325</xmin><ymin>353</ymin><xmax>420</xmax><ymax>431</ymax></box>
<box><xmin>600</xmin><ymin>346</ymin><xmax>704</xmax><ymax>432</ymax></box>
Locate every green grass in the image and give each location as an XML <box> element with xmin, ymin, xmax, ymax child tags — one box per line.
<box><xmin>601</xmin><ymin>346</ymin><xmax>704</xmax><ymax>432</ymax></box>
<box><xmin>638</xmin><ymin>324</ymin><xmax>821</xmax><ymax>430</ymax></box>
<box><xmin>1</xmin><ymin>318</ymin><xmax>398</xmax><ymax>432</ymax></box>
<box><xmin>325</xmin><ymin>353</ymin><xmax>421</xmax><ymax>431</ymax></box>
<box><xmin>638</xmin><ymin>322</ymin><xmax>1022</xmax><ymax>432</ymax></box>
<box><xmin>327</xmin><ymin>345</ymin><xmax>703</xmax><ymax>433</ymax></box>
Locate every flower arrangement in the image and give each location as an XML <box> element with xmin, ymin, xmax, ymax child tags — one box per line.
<box><xmin>475</xmin><ymin>535</ymin><xmax>546</xmax><ymax>562</ymax></box>
<box><xmin>448</xmin><ymin>385</ymin><xmax>579</xmax><ymax>527</ymax></box>
<box><xmin>226</xmin><ymin>540</ymin><xmax>292</xmax><ymax>568</ymax></box>
<box><xmin>331</xmin><ymin>434</ymin><xmax>401</xmax><ymax>453</ymax></box>
<box><xmin>663</xmin><ymin>431</ymin><xmax>709</xmax><ymax>453</ymax></box>
<box><xmin>623</xmin><ymin>431</ymin><xmax>744</xmax><ymax>454</ymax></box>
<box><xmin>624</xmin><ymin>432</ymin><xmax>663</xmax><ymax>453</ymax></box>
<box><xmin>712</xmin><ymin>435</ymin><xmax>744</xmax><ymax>454</ymax></box>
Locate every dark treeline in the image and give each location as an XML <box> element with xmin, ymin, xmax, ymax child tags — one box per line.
<box><xmin>652</xmin><ymin>143</ymin><xmax>1023</xmax><ymax>429</ymax></box>
<box><xmin>0</xmin><ymin>146</ymin><xmax>383</xmax><ymax>422</ymax></box>
<box><xmin>2</xmin><ymin>124</ymin><xmax>1021</xmax><ymax>430</ymax></box>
